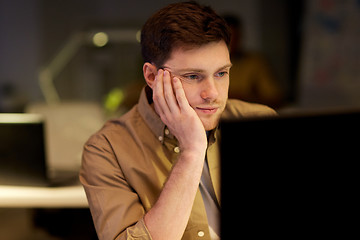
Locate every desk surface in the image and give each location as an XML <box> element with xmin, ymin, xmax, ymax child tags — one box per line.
<box><xmin>0</xmin><ymin>184</ymin><xmax>88</xmax><ymax>208</ymax></box>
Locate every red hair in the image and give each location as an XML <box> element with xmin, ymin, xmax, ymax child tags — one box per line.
<box><xmin>141</xmin><ymin>1</ymin><xmax>231</xmax><ymax>68</ymax></box>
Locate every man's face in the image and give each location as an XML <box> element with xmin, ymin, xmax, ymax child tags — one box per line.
<box><xmin>162</xmin><ymin>41</ymin><xmax>231</xmax><ymax>131</ymax></box>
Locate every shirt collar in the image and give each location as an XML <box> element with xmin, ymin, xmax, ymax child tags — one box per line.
<box><xmin>138</xmin><ymin>86</ymin><xmax>169</xmax><ymax>143</ymax></box>
<box><xmin>207</xmin><ymin>128</ymin><xmax>218</xmax><ymax>146</ymax></box>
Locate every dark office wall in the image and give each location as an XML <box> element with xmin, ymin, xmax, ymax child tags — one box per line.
<box><xmin>0</xmin><ymin>0</ymin><xmax>41</xmax><ymax>105</ymax></box>
<box><xmin>260</xmin><ymin>0</ymin><xmax>305</xmax><ymax>103</ymax></box>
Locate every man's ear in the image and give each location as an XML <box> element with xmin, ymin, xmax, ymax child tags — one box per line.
<box><xmin>143</xmin><ymin>62</ymin><xmax>158</xmax><ymax>89</ymax></box>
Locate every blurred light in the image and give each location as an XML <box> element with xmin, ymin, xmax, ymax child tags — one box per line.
<box><xmin>92</xmin><ymin>32</ymin><xmax>109</xmax><ymax>47</ymax></box>
<box><xmin>104</xmin><ymin>88</ymin><xmax>124</xmax><ymax>113</ymax></box>
<box><xmin>136</xmin><ymin>30</ymin><xmax>141</xmax><ymax>43</ymax></box>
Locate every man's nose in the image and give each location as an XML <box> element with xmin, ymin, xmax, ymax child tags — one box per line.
<box><xmin>200</xmin><ymin>78</ymin><xmax>219</xmax><ymax>101</ymax></box>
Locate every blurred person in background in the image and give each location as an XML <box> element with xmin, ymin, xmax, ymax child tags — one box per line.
<box><xmin>224</xmin><ymin>15</ymin><xmax>284</xmax><ymax>109</ymax></box>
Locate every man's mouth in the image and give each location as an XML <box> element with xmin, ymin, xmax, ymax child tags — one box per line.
<box><xmin>195</xmin><ymin>106</ymin><xmax>219</xmax><ymax>114</ymax></box>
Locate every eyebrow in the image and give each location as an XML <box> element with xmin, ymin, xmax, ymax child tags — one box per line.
<box><xmin>216</xmin><ymin>63</ymin><xmax>233</xmax><ymax>72</ymax></box>
<box><xmin>162</xmin><ymin>63</ymin><xmax>233</xmax><ymax>74</ymax></box>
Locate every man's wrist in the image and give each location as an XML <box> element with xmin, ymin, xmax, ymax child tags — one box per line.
<box><xmin>178</xmin><ymin>146</ymin><xmax>207</xmax><ymax>163</ymax></box>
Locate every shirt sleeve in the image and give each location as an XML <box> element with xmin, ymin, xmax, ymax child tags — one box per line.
<box><xmin>79</xmin><ymin>134</ymin><xmax>152</xmax><ymax>240</ymax></box>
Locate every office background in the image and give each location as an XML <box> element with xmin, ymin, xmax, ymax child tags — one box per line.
<box><xmin>1</xmin><ymin>0</ymin><xmax>359</xmax><ymax>239</ymax></box>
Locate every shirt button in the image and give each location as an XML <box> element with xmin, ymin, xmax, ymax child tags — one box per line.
<box><xmin>173</xmin><ymin>146</ymin><xmax>180</xmax><ymax>153</ymax></box>
<box><xmin>164</xmin><ymin>128</ymin><xmax>170</xmax><ymax>135</ymax></box>
<box><xmin>197</xmin><ymin>230</ymin><xmax>205</xmax><ymax>237</ymax></box>
<box><xmin>158</xmin><ymin>136</ymin><xmax>163</xmax><ymax>142</ymax></box>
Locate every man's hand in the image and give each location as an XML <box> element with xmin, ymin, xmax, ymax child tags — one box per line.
<box><xmin>145</xmin><ymin>69</ymin><xmax>208</xmax><ymax>240</ymax></box>
<box><xmin>152</xmin><ymin>69</ymin><xmax>207</xmax><ymax>154</ymax></box>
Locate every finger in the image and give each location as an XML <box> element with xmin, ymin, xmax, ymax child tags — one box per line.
<box><xmin>172</xmin><ymin>77</ymin><xmax>191</xmax><ymax>111</ymax></box>
<box><xmin>163</xmin><ymin>70</ymin><xmax>180</xmax><ymax>114</ymax></box>
<box><xmin>153</xmin><ymin>69</ymin><xmax>167</xmax><ymax>116</ymax></box>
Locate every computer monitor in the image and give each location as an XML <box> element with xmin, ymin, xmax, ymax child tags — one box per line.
<box><xmin>0</xmin><ymin>114</ymin><xmax>78</xmax><ymax>186</ymax></box>
<box><xmin>220</xmin><ymin>110</ymin><xmax>359</xmax><ymax>238</ymax></box>
<box><xmin>0</xmin><ymin>114</ymin><xmax>48</xmax><ymax>186</ymax></box>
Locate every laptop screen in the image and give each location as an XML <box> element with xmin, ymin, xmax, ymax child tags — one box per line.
<box><xmin>220</xmin><ymin>110</ymin><xmax>359</xmax><ymax>238</ymax></box>
<box><xmin>0</xmin><ymin>114</ymin><xmax>48</xmax><ymax>186</ymax></box>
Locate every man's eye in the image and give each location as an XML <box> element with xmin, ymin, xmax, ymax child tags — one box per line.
<box><xmin>182</xmin><ymin>74</ymin><xmax>200</xmax><ymax>81</ymax></box>
<box><xmin>216</xmin><ymin>71</ymin><xmax>228</xmax><ymax>78</ymax></box>
<box><xmin>187</xmin><ymin>75</ymin><xmax>199</xmax><ymax>80</ymax></box>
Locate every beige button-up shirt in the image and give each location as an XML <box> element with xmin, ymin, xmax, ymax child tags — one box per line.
<box><xmin>80</xmin><ymin>86</ymin><xmax>276</xmax><ymax>240</ymax></box>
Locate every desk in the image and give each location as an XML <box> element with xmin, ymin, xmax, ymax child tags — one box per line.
<box><xmin>0</xmin><ymin>184</ymin><xmax>88</xmax><ymax>208</ymax></box>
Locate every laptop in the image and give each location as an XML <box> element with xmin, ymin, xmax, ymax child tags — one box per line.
<box><xmin>220</xmin><ymin>110</ymin><xmax>359</xmax><ymax>239</ymax></box>
<box><xmin>0</xmin><ymin>113</ymin><xmax>78</xmax><ymax>186</ymax></box>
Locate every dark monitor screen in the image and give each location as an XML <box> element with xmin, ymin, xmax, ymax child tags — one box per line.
<box><xmin>0</xmin><ymin>114</ymin><xmax>48</xmax><ymax>186</ymax></box>
<box><xmin>220</xmin><ymin>110</ymin><xmax>359</xmax><ymax>239</ymax></box>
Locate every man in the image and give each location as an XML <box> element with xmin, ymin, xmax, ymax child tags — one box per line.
<box><xmin>80</xmin><ymin>2</ymin><xmax>276</xmax><ymax>240</ymax></box>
